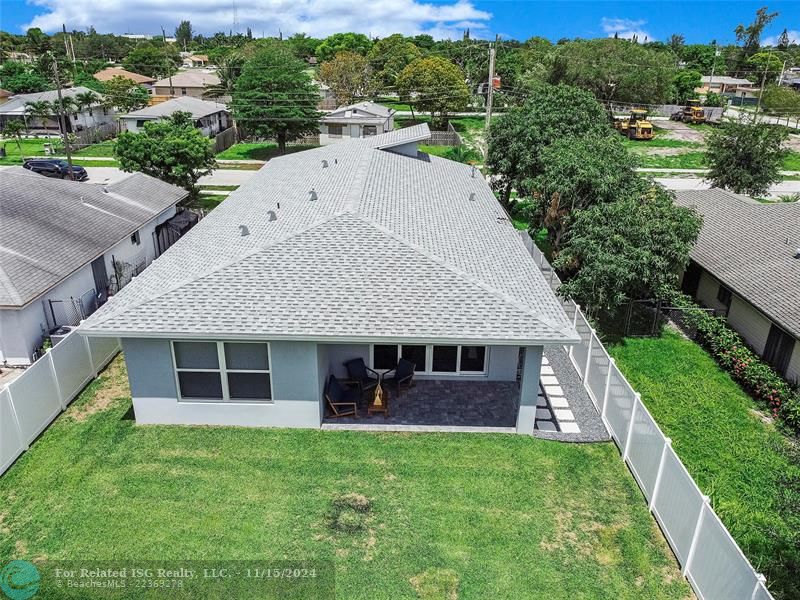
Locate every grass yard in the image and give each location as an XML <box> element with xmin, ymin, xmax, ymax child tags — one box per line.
<box><xmin>73</xmin><ymin>141</ymin><xmax>117</xmax><ymax>157</ymax></box>
<box><xmin>784</xmin><ymin>151</ymin><xmax>800</xmax><ymax>171</ymax></box>
<box><xmin>636</xmin><ymin>151</ymin><xmax>708</xmax><ymax>170</ymax></box>
<box><xmin>216</xmin><ymin>143</ymin><xmax>318</xmax><ymax>161</ymax></box>
<box><xmin>0</xmin><ymin>356</ymin><xmax>692</xmax><ymax>600</ymax></box>
<box><xmin>0</xmin><ymin>136</ymin><xmax>60</xmax><ymax>164</ymax></box>
<box><xmin>610</xmin><ymin>330</ymin><xmax>800</xmax><ymax>600</ymax></box>
<box><xmin>194</xmin><ymin>193</ymin><xmax>228</xmax><ymax>211</ymax></box>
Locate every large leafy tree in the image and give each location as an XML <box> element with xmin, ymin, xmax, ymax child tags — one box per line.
<box><xmin>284</xmin><ymin>33</ymin><xmax>322</xmax><ymax>60</ymax></box>
<box><xmin>101</xmin><ymin>76</ymin><xmax>151</xmax><ymax>112</ymax></box>
<box><xmin>397</xmin><ymin>57</ymin><xmax>470</xmax><ymax>126</ymax></box>
<box><xmin>0</xmin><ymin>67</ymin><xmax>49</xmax><ymax>93</ymax></box>
<box><xmin>549</xmin><ymin>38</ymin><xmax>678</xmax><ymax>103</ymax></box>
<box><xmin>175</xmin><ymin>21</ymin><xmax>193</xmax><ymax>50</ymax></box>
<box><xmin>122</xmin><ymin>43</ymin><xmax>181</xmax><ymax>78</ymax></box>
<box><xmin>734</xmin><ymin>6</ymin><xmax>779</xmax><ymax>69</ymax></box>
<box><xmin>760</xmin><ymin>84</ymin><xmax>800</xmax><ymax>117</ymax></box>
<box><xmin>315</xmin><ymin>33</ymin><xmax>372</xmax><ymax>62</ymax></box>
<box><xmin>554</xmin><ymin>186</ymin><xmax>702</xmax><ymax>312</ymax></box>
<box><xmin>233</xmin><ymin>42</ymin><xmax>321</xmax><ymax>153</ymax></box>
<box><xmin>486</xmin><ymin>83</ymin><xmax>612</xmax><ymax>206</ymax></box>
<box><xmin>366</xmin><ymin>34</ymin><xmax>421</xmax><ymax>92</ymax></box>
<box><xmin>671</xmin><ymin>69</ymin><xmax>702</xmax><ymax>104</ymax></box>
<box><xmin>114</xmin><ymin>111</ymin><xmax>216</xmax><ymax>193</ymax></box>
<box><xmin>318</xmin><ymin>51</ymin><xmax>373</xmax><ymax>105</ymax></box>
<box><xmin>706</xmin><ymin>117</ymin><xmax>788</xmax><ymax>196</ymax></box>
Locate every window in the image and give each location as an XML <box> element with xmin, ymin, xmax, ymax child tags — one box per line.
<box><xmin>172</xmin><ymin>341</ymin><xmax>272</xmax><ymax>402</ymax></box>
<box><xmin>181</xmin><ymin>87</ymin><xmax>187</xmax><ymax>95</ymax></box>
<box><xmin>401</xmin><ymin>345</ymin><xmax>427</xmax><ymax>370</ymax></box>
<box><xmin>371</xmin><ymin>344</ymin><xmax>487</xmax><ymax>375</ymax></box>
<box><xmin>460</xmin><ymin>346</ymin><xmax>486</xmax><ymax>372</ymax></box>
<box><xmin>327</xmin><ymin>123</ymin><xmax>343</xmax><ymax>137</ymax></box>
<box><xmin>432</xmin><ymin>345</ymin><xmax>458</xmax><ymax>372</ymax></box>
<box><xmin>716</xmin><ymin>284</ymin><xmax>732</xmax><ymax>307</ymax></box>
<box><xmin>136</xmin><ymin>119</ymin><xmax>147</xmax><ymax>128</ymax></box>
<box><xmin>763</xmin><ymin>325</ymin><xmax>794</xmax><ymax>376</ymax></box>
<box><xmin>362</xmin><ymin>125</ymin><xmax>377</xmax><ymax>136</ymax></box>
<box><xmin>372</xmin><ymin>344</ymin><xmax>398</xmax><ymax>371</ymax></box>
<box><xmin>130</xmin><ymin>231</ymin><xmax>141</xmax><ymax>245</ymax></box>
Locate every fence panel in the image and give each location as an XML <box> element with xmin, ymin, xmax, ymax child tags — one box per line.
<box><xmin>652</xmin><ymin>448</ymin><xmax>705</xmax><ymax>565</ymax></box>
<box><xmin>625</xmin><ymin>403</ymin><xmax>666</xmax><ymax>500</ymax></box>
<box><xmin>50</xmin><ymin>332</ymin><xmax>94</xmax><ymax>403</ymax></box>
<box><xmin>586</xmin><ymin>338</ymin><xmax>610</xmax><ymax>406</ymax></box>
<box><xmin>0</xmin><ymin>388</ymin><xmax>24</xmax><ymax>474</ymax></box>
<box><xmin>688</xmin><ymin>510</ymin><xmax>759</xmax><ymax>599</ymax></box>
<box><xmin>571</xmin><ymin>312</ymin><xmax>592</xmax><ymax>378</ymax></box>
<box><xmin>6</xmin><ymin>356</ymin><xmax>61</xmax><ymax>445</ymax></box>
<box><xmin>89</xmin><ymin>337</ymin><xmax>121</xmax><ymax>373</ymax></box>
<box><xmin>603</xmin><ymin>365</ymin><xmax>637</xmax><ymax>446</ymax></box>
<box><xmin>752</xmin><ymin>583</ymin><xmax>772</xmax><ymax>600</ymax></box>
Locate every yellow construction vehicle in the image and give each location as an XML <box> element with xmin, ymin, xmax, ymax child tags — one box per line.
<box><xmin>670</xmin><ymin>99</ymin><xmax>706</xmax><ymax>124</ymax></box>
<box><xmin>615</xmin><ymin>109</ymin><xmax>654</xmax><ymax>140</ymax></box>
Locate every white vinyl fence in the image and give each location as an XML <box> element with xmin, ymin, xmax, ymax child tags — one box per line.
<box><xmin>521</xmin><ymin>232</ymin><xmax>773</xmax><ymax>600</ymax></box>
<box><xmin>0</xmin><ymin>332</ymin><xmax>119</xmax><ymax>476</ymax></box>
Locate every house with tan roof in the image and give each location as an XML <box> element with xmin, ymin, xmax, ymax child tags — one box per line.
<box><xmin>152</xmin><ymin>71</ymin><xmax>221</xmax><ymax>99</ymax></box>
<box><xmin>93</xmin><ymin>67</ymin><xmax>156</xmax><ymax>91</ymax></box>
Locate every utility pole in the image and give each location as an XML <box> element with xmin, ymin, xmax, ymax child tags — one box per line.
<box><xmin>51</xmin><ymin>53</ymin><xmax>75</xmax><ymax>180</ymax></box>
<box><xmin>485</xmin><ymin>37</ymin><xmax>496</xmax><ymax>130</ymax></box>
<box><xmin>778</xmin><ymin>59</ymin><xmax>787</xmax><ymax>86</ymax></box>
<box><xmin>754</xmin><ymin>48</ymin><xmax>772</xmax><ymax>119</ymax></box>
<box><xmin>708</xmin><ymin>42</ymin><xmax>719</xmax><ymax>87</ymax></box>
<box><xmin>161</xmin><ymin>27</ymin><xmax>175</xmax><ymax>97</ymax></box>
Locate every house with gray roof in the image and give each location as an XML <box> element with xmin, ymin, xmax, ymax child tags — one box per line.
<box><xmin>675</xmin><ymin>189</ymin><xmax>800</xmax><ymax>382</ymax></box>
<box><xmin>78</xmin><ymin>124</ymin><xmax>579</xmax><ymax>432</ymax></box>
<box><xmin>120</xmin><ymin>97</ymin><xmax>230</xmax><ymax>136</ymax></box>
<box><xmin>0</xmin><ymin>169</ymin><xmax>190</xmax><ymax>366</ymax></box>
<box><xmin>152</xmin><ymin>71</ymin><xmax>221</xmax><ymax>99</ymax></box>
<box><xmin>320</xmin><ymin>102</ymin><xmax>395</xmax><ymax>145</ymax></box>
<box><xmin>0</xmin><ymin>86</ymin><xmax>114</xmax><ymax>133</ymax></box>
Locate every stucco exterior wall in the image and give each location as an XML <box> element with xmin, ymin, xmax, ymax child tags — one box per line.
<box><xmin>319</xmin><ymin>119</ymin><xmax>392</xmax><ymax>146</ymax></box>
<box><xmin>695</xmin><ymin>271</ymin><xmax>730</xmax><ymax>315</ymax></box>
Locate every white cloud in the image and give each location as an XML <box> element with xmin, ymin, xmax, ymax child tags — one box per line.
<box><xmin>22</xmin><ymin>0</ymin><xmax>491</xmax><ymax>40</ymax></box>
<box><xmin>601</xmin><ymin>17</ymin><xmax>651</xmax><ymax>43</ymax></box>
<box><xmin>763</xmin><ymin>30</ymin><xmax>800</xmax><ymax>47</ymax></box>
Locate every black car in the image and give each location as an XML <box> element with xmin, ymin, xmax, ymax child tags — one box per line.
<box><xmin>23</xmin><ymin>159</ymin><xmax>88</xmax><ymax>181</ymax></box>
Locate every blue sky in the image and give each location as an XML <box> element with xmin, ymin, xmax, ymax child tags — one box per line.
<box><xmin>1</xmin><ymin>0</ymin><xmax>798</xmax><ymax>45</ymax></box>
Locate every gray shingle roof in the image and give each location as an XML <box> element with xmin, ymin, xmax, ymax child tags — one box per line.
<box><xmin>123</xmin><ymin>97</ymin><xmax>227</xmax><ymax>120</ymax></box>
<box><xmin>152</xmin><ymin>72</ymin><xmax>220</xmax><ymax>88</ymax></box>
<box><xmin>675</xmin><ymin>189</ymin><xmax>800</xmax><ymax>338</ymax></box>
<box><xmin>81</xmin><ymin>124</ymin><xmax>578</xmax><ymax>345</ymax></box>
<box><xmin>323</xmin><ymin>102</ymin><xmax>394</xmax><ymax>123</ymax></box>
<box><xmin>0</xmin><ymin>87</ymin><xmax>103</xmax><ymax>116</ymax></box>
<box><xmin>0</xmin><ymin>169</ymin><xmax>188</xmax><ymax>307</ymax></box>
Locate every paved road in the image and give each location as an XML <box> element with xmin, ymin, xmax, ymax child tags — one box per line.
<box><xmin>656</xmin><ymin>177</ymin><xmax>800</xmax><ymax>198</ymax></box>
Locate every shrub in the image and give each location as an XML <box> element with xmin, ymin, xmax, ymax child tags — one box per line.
<box><xmin>669</xmin><ymin>291</ymin><xmax>799</xmax><ymax>432</ymax></box>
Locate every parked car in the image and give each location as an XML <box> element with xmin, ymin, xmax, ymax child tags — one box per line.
<box><xmin>23</xmin><ymin>159</ymin><xmax>88</xmax><ymax>181</ymax></box>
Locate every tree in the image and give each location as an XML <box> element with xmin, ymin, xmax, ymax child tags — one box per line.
<box><xmin>706</xmin><ymin>117</ymin><xmax>789</xmax><ymax>196</ymax></box>
<box><xmin>681</xmin><ymin>44</ymin><xmax>717</xmax><ymax>73</ymax></box>
<box><xmin>1</xmin><ymin>119</ymin><xmax>25</xmax><ymax>155</ymax></box>
<box><xmin>554</xmin><ymin>186</ymin><xmax>702</xmax><ymax>312</ymax></box>
<box><xmin>24</xmin><ymin>100</ymin><xmax>53</xmax><ymax>130</ymax></box>
<box><xmin>746</xmin><ymin>51</ymin><xmax>785</xmax><ymax>83</ymax></box>
<box><xmin>175</xmin><ymin>21</ymin><xmax>193</xmax><ymax>50</ymax></box>
<box><xmin>668</xmin><ymin>34</ymin><xmax>685</xmax><ymax>53</ymax></box>
<box><xmin>284</xmin><ymin>33</ymin><xmax>322</xmax><ymax>60</ymax></box>
<box><xmin>530</xmin><ymin>134</ymin><xmax>642</xmax><ymax>254</ymax></box>
<box><xmin>704</xmin><ymin>91</ymin><xmax>726</xmax><ymax>107</ymax></box>
<box><xmin>74</xmin><ymin>90</ymin><xmax>100</xmax><ymax>130</ymax></box>
<box><xmin>122</xmin><ymin>43</ymin><xmax>180</xmax><ymax>78</ymax></box>
<box><xmin>101</xmin><ymin>76</ymin><xmax>151</xmax><ymax>112</ymax></box>
<box><xmin>777</xmin><ymin>29</ymin><xmax>790</xmax><ymax>50</ymax></box>
<box><xmin>232</xmin><ymin>42</ymin><xmax>321</xmax><ymax>153</ymax></box>
<box><xmin>366</xmin><ymin>34</ymin><xmax>421</xmax><ymax>91</ymax></box>
<box><xmin>760</xmin><ymin>84</ymin><xmax>800</xmax><ymax>116</ymax></box>
<box><xmin>203</xmin><ymin>53</ymin><xmax>243</xmax><ymax>137</ymax></box>
<box><xmin>396</xmin><ymin>57</ymin><xmax>470</xmax><ymax>126</ymax></box>
<box><xmin>487</xmin><ymin>84</ymin><xmax>612</xmax><ymax>206</ymax></box>
<box><xmin>549</xmin><ymin>38</ymin><xmax>678</xmax><ymax>104</ymax></box>
<box><xmin>315</xmin><ymin>33</ymin><xmax>372</xmax><ymax>62</ymax></box>
<box><xmin>1</xmin><ymin>69</ymin><xmax>49</xmax><ymax>93</ymax></box>
<box><xmin>671</xmin><ymin>69</ymin><xmax>702</xmax><ymax>104</ymax></box>
<box><xmin>734</xmin><ymin>6</ymin><xmax>779</xmax><ymax>70</ymax></box>
<box><xmin>318</xmin><ymin>51</ymin><xmax>373</xmax><ymax>105</ymax></box>
<box><xmin>25</xmin><ymin>27</ymin><xmax>50</xmax><ymax>54</ymax></box>
<box><xmin>114</xmin><ymin>111</ymin><xmax>216</xmax><ymax>193</ymax></box>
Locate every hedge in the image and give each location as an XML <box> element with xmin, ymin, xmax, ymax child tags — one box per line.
<box><xmin>668</xmin><ymin>291</ymin><xmax>800</xmax><ymax>433</ymax></box>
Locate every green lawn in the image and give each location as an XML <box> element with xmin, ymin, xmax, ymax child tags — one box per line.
<box><xmin>636</xmin><ymin>151</ymin><xmax>708</xmax><ymax>170</ymax></box>
<box><xmin>610</xmin><ymin>331</ymin><xmax>800</xmax><ymax>600</ymax></box>
<box><xmin>216</xmin><ymin>143</ymin><xmax>319</xmax><ymax>161</ymax></box>
<box><xmin>0</xmin><ymin>137</ymin><xmax>61</xmax><ymax>164</ymax></box>
<box><xmin>0</xmin><ymin>356</ymin><xmax>691</xmax><ymax>600</ymax></box>
<box><xmin>784</xmin><ymin>151</ymin><xmax>800</xmax><ymax>171</ymax></box>
<box><xmin>73</xmin><ymin>141</ymin><xmax>117</xmax><ymax>157</ymax></box>
<box><xmin>194</xmin><ymin>193</ymin><xmax>228</xmax><ymax>211</ymax></box>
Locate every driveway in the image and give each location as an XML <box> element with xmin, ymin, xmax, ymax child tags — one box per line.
<box><xmin>657</xmin><ymin>177</ymin><xmax>800</xmax><ymax>198</ymax></box>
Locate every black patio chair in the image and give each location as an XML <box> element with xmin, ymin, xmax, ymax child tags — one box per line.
<box><xmin>325</xmin><ymin>375</ymin><xmax>361</xmax><ymax>418</ymax></box>
<box><xmin>343</xmin><ymin>358</ymin><xmax>380</xmax><ymax>395</ymax></box>
<box><xmin>382</xmin><ymin>358</ymin><xmax>416</xmax><ymax>396</ymax></box>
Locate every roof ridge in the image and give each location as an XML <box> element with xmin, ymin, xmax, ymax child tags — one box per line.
<box><xmin>348</xmin><ymin>212</ymin><xmax>573</xmax><ymax>337</ymax></box>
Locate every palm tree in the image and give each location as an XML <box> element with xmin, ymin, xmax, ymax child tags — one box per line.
<box><xmin>1</xmin><ymin>120</ymin><xmax>25</xmax><ymax>159</ymax></box>
<box><xmin>24</xmin><ymin>100</ymin><xmax>53</xmax><ymax>132</ymax></box>
<box><xmin>203</xmin><ymin>53</ymin><xmax>243</xmax><ymax>140</ymax></box>
<box><xmin>74</xmin><ymin>91</ymin><xmax>99</xmax><ymax>130</ymax></box>
<box><xmin>50</xmin><ymin>97</ymin><xmax>76</xmax><ymax>134</ymax></box>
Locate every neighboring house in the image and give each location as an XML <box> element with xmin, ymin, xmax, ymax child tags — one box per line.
<box><xmin>696</xmin><ymin>76</ymin><xmax>760</xmax><ymax>100</ymax></box>
<box><xmin>320</xmin><ymin>102</ymin><xmax>395</xmax><ymax>145</ymax></box>
<box><xmin>152</xmin><ymin>71</ymin><xmax>221</xmax><ymax>99</ymax></box>
<box><xmin>675</xmin><ymin>189</ymin><xmax>800</xmax><ymax>383</ymax></box>
<box><xmin>7</xmin><ymin>52</ymin><xmax>33</xmax><ymax>63</ymax></box>
<box><xmin>78</xmin><ymin>124</ymin><xmax>579</xmax><ymax>431</ymax></box>
<box><xmin>0</xmin><ymin>87</ymin><xmax>114</xmax><ymax>133</ymax></box>
<box><xmin>0</xmin><ymin>89</ymin><xmax>11</xmax><ymax>106</ymax></box>
<box><xmin>315</xmin><ymin>81</ymin><xmax>338</xmax><ymax>110</ymax></box>
<box><xmin>182</xmin><ymin>54</ymin><xmax>209</xmax><ymax>68</ymax></box>
<box><xmin>93</xmin><ymin>67</ymin><xmax>156</xmax><ymax>91</ymax></box>
<box><xmin>120</xmin><ymin>96</ymin><xmax>230</xmax><ymax>136</ymax></box>
<box><xmin>0</xmin><ymin>168</ymin><xmax>191</xmax><ymax>366</ymax></box>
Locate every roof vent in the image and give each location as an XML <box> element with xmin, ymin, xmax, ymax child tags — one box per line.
<box><xmin>267</xmin><ymin>210</ymin><xmax>277</xmax><ymax>222</ymax></box>
<box><xmin>102</xmin><ymin>186</ymin><xmax>109</xmax><ymax>193</ymax></box>
<box><xmin>322</xmin><ymin>160</ymin><xmax>328</xmax><ymax>168</ymax></box>
<box><xmin>334</xmin><ymin>158</ymin><xmax>338</xmax><ymax>165</ymax></box>
<box><xmin>239</xmin><ymin>225</ymin><xmax>250</xmax><ymax>236</ymax></box>
<box><xmin>469</xmin><ymin>192</ymin><xmax>476</xmax><ymax>202</ymax></box>
<box><xmin>309</xmin><ymin>189</ymin><xmax>317</xmax><ymax>201</ymax></box>
<box><xmin>277</xmin><ymin>202</ymin><xmax>280</xmax><ymax>209</ymax></box>
<box><xmin>795</xmin><ymin>248</ymin><xmax>800</xmax><ymax>259</ymax></box>
<box><xmin>471</xmin><ymin>165</ymin><xmax>477</xmax><ymax>178</ymax></box>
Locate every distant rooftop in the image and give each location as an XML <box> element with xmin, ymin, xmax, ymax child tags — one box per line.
<box><xmin>123</xmin><ymin>96</ymin><xmax>228</xmax><ymax>120</ymax></box>
<box><xmin>94</xmin><ymin>67</ymin><xmax>155</xmax><ymax>85</ymax></box>
<box><xmin>0</xmin><ymin>87</ymin><xmax>103</xmax><ymax>116</ymax></box>
<box><xmin>322</xmin><ymin>102</ymin><xmax>395</xmax><ymax>124</ymax></box>
<box><xmin>153</xmin><ymin>71</ymin><xmax>220</xmax><ymax>89</ymax></box>
<box><xmin>701</xmin><ymin>75</ymin><xmax>755</xmax><ymax>86</ymax></box>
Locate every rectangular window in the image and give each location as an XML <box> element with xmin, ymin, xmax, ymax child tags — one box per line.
<box><xmin>327</xmin><ymin>124</ymin><xmax>343</xmax><ymax>137</ymax></box>
<box><xmin>172</xmin><ymin>341</ymin><xmax>272</xmax><ymax>402</ymax></box>
<box><xmin>181</xmin><ymin>87</ymin><xmax>187</xmax><ymax>95</ymax></box>
<box><xmin>131</xmin><ymin>231</ymin><xmax>141</xmax><ymax>245</ymax></box>
<box><xmin>373</xmin><ymin>344</ymin><xmax>398</xmax><ymax>371</ymax></box>
<box><xmin>763</xmin><ymin>325</ymin><xmax>794</xmax><ymax>376</ymax></box>
<box><xmin>362</xmin><ymin>125</ymin><xmax>377</xmax><ymax>136</ymax></box>
<box><xmin>460</xmin><ymin>346</ymin><xmax>486</xmax><ymax>372</ymax></box>
<box><xmin>136</xmin><ymin>119</ymin><xmax>146</xmax><ymax>128</ymax></box>
<box><xmin>716</xmin><ymin>284</ymin><xmax>732</xmax><ymax>307</ymax></box>
<box><xmin>401</xmin><ymin>345</ymin><xmax>427</xmax><ymax>371</ymax></box>
<box><xmin>432</xmin><ymin>345</ymin><xmax>458</xmax><ymax>372</ymax></box>
<box><xmin>372</xmin><ymin>344</ymin><xmax>488</xmax><ymax>375</ymax></box>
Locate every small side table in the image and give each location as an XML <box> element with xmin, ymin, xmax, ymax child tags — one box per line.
<box><xmin>368</xmin><ymin>384</ymin><xmax>389</xmax><ymax>417</ymax></box>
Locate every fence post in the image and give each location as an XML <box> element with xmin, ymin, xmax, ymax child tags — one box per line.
<box><xmin>569</xmin><ymin>305</ymin><xmax>580</xmax><ymax>361</ymax></box>
<box><xmin>583</xmin><ymin>330</ymin><xmax>594</xmax><ymax>383</ymax></box>
<box><xmin>648</xmin><ymin>437</ymin><xmax>671</xmax><ymax>511</ymax></box>
<box><xmin>47</xmin><ymin>351</ymin><xmax>66</xmax><ymax>410</ymax></box>
<box><xmin>5</xmin><ymin>387</ymin><xmax>29</xmax><ymax>450</ymax></box>
<box><xmin>683</xmin><ymin>495</ymin><xmax>710</xmax><ymax>576</ymax></box>
<box><xmin>84</xmin><ymin>334</ymin><xmax>98</xmax><ymax>378</ymax></box>
<box><xmin>602</xmin><ymin>357</ymin><xmax>614</xmax><ymax>419</ymax></box>
<box><xmin>622</xmin><ymin>394</ymin><xmax>639</xmax><ymax>461</ymax></box>
<box><xmin>750</xmin><ymin>574</ymin><xmax>766</xmax><ymax>600</ymax></box>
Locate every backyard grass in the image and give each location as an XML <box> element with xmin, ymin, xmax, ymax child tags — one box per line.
<box><xmin>610</xmin><ymin>330</ymin><xmax>800</xmax><ymax>600</ymax></box>
<box><xmin>636</xmin><ymin>151</ymin><xmax>708</xmax><ymax>170</ymax></box>
<box><xmin>784</xmin><ymin>151</ymin><xmax>800</xmax><ymax>171</ymax></box>
<box><xmin>0</xmin><ymin>137</ymin><xmax>60</xmax><ymax>163</ymax></box>
<box><xmin>194</xmin><ymin>193</ymin><xmax>228</xmax><ymax>211</ymax></box>
<box><xmin>216</xmin><ymin>143</ymin><xmax>318</xmax><ymax>161</ymax></box>
<box><xmin>0</xmin><ymin>356</ymin><xmax>692</xmax><ymax>600</ymax></box>
<box><xmin>73</xmin><ymin>141</ymin><xmax>117</xmax><ymax>157</ymax></box>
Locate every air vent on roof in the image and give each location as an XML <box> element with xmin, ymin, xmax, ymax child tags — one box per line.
<box><xmin>471</xmin><ymin>165</ymin><xmax>477</xmax><ymax>178</ymax></box>
<box><xmin>103</xmin><ymin>187</ymin><xmax>109</xmax><ymax>193</ymax></box>
<box><xmin>277</xmin><ymin>202</ymin><xmax>280</xmax><ymax>209</ymax></box>
<box><xmin>322</xmin><ymin>160</ymin><xmax>328</xmax><ymax>168</ymax></box>
<box><xmin>309</xmin><ymin>189</ymin><xmax>317</xmax><ymax>201</ymax></box>
<box><xmin>267</xmin><ymin>210</ymin><xmax>277</xmax><ymax>222</ymax></box>
<box><xmin>469</xmin><ymin>192</ymin><xmax>476</xmax><ymax>202</ymax></box>
<box><xmin>239</xmin><ymin>225</ymin><xmax>250</xmax><ymax>236</ymax></box>
<box><xmin>795</xmin><ymin>248</ymin><xmax>800</xmax><ymax>259</ymax></box>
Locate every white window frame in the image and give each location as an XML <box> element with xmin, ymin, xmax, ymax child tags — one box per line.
<box><xmin>327</xmin><ymin>123</ymin><xmax>343</xmax><ymax>138</ymax></box>
<box><xmin>170</xmin><ymin>340</ymin><xmax>274</xmax><ymax>403</ymax></box>
<box><xmin>369</xmin><ymin>344</ymin><xmax>488</xmax><ymax>376</ymax></box>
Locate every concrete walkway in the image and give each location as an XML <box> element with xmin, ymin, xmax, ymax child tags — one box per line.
<box><xmin>655</xmin><ymin>177</ymin><xmax>800</xmax><ymax>197</ymax></box>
